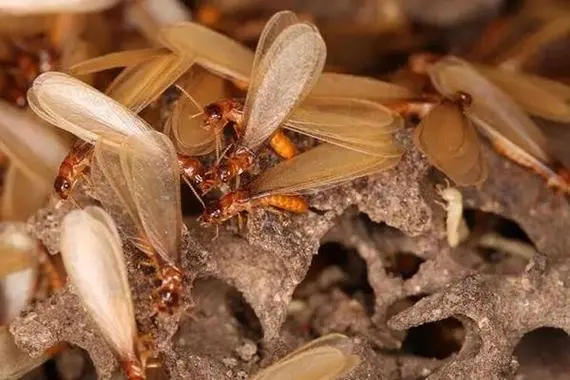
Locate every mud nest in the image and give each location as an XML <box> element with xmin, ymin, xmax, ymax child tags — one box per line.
<box><xmin>5</xmin><ymin>125</ymin><xmax>570</xmax><ymax>379</ymax></box>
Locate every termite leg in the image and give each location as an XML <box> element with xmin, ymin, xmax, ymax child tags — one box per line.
<box><xmin>120</xmin><ymin>359</ymin><xmax>146</xmax><ymax>380</ymax></box>
<box><xmin>385</xmin><ymin>99</ymin><xmax>437</xmax><ymax>121</ymax></box>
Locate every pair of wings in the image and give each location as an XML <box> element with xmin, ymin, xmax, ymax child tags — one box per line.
<box><xmin>29</xmin><ymin>73</ymin><xmax>182</xmax><ymax>266</ymax></box>
<box><xmin>60</xmin><ymin>206</ymin><xmax>137</xmax><ymax>359</ymax></box>
<box><xmin>72</xmin><ymin>11</ymin><xmax>408</xmax><ymax>157</ymax></box>
<box><xmin>251</xmin><ymin>333</ymin><xmax>360</xmax><ymax>380</ymax></box>
<box><xmin>415</xmin><ymin>55</ymin><xmax>567</xmax><ymax>186</ymax></box>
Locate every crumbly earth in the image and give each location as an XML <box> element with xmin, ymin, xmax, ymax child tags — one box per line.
<box><xmin>9</xmin><ymin>129</ymin><xmax>570</xmax><ymax>379</ymax></box>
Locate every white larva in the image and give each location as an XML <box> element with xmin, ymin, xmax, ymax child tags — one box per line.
<box><xmin>436</xmin><ymin>183</ymin><xmax>470</xmax><ymax>247</ymax></box>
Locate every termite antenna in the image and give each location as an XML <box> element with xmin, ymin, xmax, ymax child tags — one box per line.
<box><xmin>182</xmin><ymin>175</ymin><xmax>206</xmax><ymax>209</ymax></box>
<box><xmin>175</xmin><ymin>83</ymin><xmax>204</xmax><ymax>117</ymax></box>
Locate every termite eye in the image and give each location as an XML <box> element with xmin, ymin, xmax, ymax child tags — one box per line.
<box><xmin>219</xmin><ymin>168</ymin><xmax>232</xmax><ymax>183</ymax></box>
<box><xmin>54</xmin><ymin>176</ymin><xmax>71</xmax><ymax>198</ymax></box>
<box><xmin>159</xmin><ymin>289</ymin><xmax>179</xmax><ymax>311</ymax></box>
<box><xmin>204</xmin><ymin>103</ymin><xmax>222</xmax><ymax>121</ymax></box>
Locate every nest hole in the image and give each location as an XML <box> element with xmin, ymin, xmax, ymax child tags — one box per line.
<box><xmin>455</xmin><ymin>209</ymin><xmax>536</xmax><ymax>274</ymax></box>
<box><xmin>401</xmin><ymin>317</ymin><xmax>465</xmax><ymax>359</ymax></box>
<box><xmin>514</xmin><ymin>327</ymin><xmax>570</xmax><ymax>378</ymax></box>
<box><xmin>174</xmin><ymin>278</ymin><xmax>262</xmax><ymax>356</ymax></box>
<box><xmin>294</xmin><ymin>241</ymin><xmax>374</xmax><ymax>314</ymax></box>
<box><xmin>385</xmin><ymin>251</ymin><xmax>425</xmax><ymax>280</ymax></box>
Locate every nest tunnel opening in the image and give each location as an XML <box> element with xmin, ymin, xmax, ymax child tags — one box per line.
<box><xmin>514</xmin><ymin>327</ymin><xmax>570</xmax><ymax>378</ymax></box>
<box><xmin>401</xmin><ymin>317</ymin><xmax>466</xmax><ymax>359</ymax></box>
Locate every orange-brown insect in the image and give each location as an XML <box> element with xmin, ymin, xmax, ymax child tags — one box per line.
<box><xmin>28</xmin><ymin>72</ymin><xmax>205</xmax><ymax>202</ymax></box>
<box><xmin>413</xmin><ymin>91</ymin><xmax>487</xmax><ymax>187</ymax></box>
<box><xmin>91</xmin><ymin>131</ymin><xmax>185</xmax><ymax>314</ymax></box>
<box><xmin>197</xmin><ymin>11</ymin><xmax>326</xmax><ymax>193</ymax></box>
<box><xmin>200</xmin><ymin>143</ymin><xmax>400</xmax><ymax>225</ymax></box>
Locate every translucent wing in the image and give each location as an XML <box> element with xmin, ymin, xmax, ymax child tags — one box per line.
<box><xmin>158</xmin><ymin>22</ymin><xmax>254</xmax><ymax>82</ymax></box>
<box><xmin>69</xmin><ymin>48</ymin><xmax>169</xmax><ymax>75</ymax></box>
<box><xmin>0</xmin><ymin>223</ymin><xmax>38</xmax><ymax>325</ymax></box>
<box><xmin>241</xmin><ymin>22</ymin><xmax>326</xmax><ymax>150</ymax></box>
<box><xmin>106</xmin><ymin>53</ymin><xmax>195</xmax><ymax>113</ymax></box>
<box><xmin>2</xmin><ymin>165</ymin><xmax>50</xmax><ymax>222</ymax></box>
<box><xmin>311</xmin><ymin>73</ymin><xmax>414</xmax><ymax>101</ymax></box>
<box><xmin>252</xmin><ymin>11</ymin><xmax>299</xmax><ymax>73</ymax></box>
<box><xmin>428</xmin><ymin>56</ymin><xmax>554</xmax><ymax>165</ymax></box>
<box><xmin>167</xmin><ymin>68</ymin><xmax>225</xmax><ymax>155</ymax></box>
<box><xmin>28</xmin><ymin>72</ymin><xmax>151</xmax><ymax>144</ymax></box>
<box><xmin>60</xmin><ymin>206</ymin><xmax>136</xmax><ymax>358</ymax></box>
<box><xmin>91</xmin><ymin>141</ymin><xmax>142</xmax><ymax>243</ymax></box>
<box><xmin>120</xmin><ymin>131</ymin><xmax>182</xmax><ymax>264</ymax></box>
<box><xmin>476</xmin><ymin>64</ymin><xmax>570</xmax><ymax>123</ymax></box>
<box><xmin>413</xmin><ymin>100</ymin><xmax>487</xmax><ymax>186</ymax></box>
<box><xmin>0</xmin><ymin>100</ymin><xmax>69</xmax><ymax>185</ymax></box>
<box><xmin>250</xmin><ymin>143</ymin><xmax>401</xmax><ymax>196</ymax></box>
<box><xmin>0</xmin><ymin>0</ymin><xmax>121</xmax><ymax>15</ymax></box>
<box><xmin>286</xmin><ymin>97</ymin><xmax>403</xmax><ymax>156</ymax></box>
<box><xmin>251</xmin><ymin>334</ymin><xmax>360</xmax><ymax>380</ymax></box>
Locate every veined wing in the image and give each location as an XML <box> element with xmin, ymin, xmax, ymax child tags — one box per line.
<box><xmin>250</xmin><ymin>143</ymin><xmax>400</xmax><ymax>196</ymax></box>
<box><xmin>158</xmin><ymin>21</ymin><xmax>253</xmax><ymax>82</ymax></box>
<box><xmin>0</xmin><ymin>100</ymin><xmax>69</xmax><ymax>185</ymax></box>
<box><xmin>167</xmin><ymin>68</ymin><xmax>225</xmax><ymax>155</ymax></box>
<box><xmin>413</xmin><ymin>99</ymin><xmax>487</xmax><ymax>186</ymax></box>
<box><xmin>476</xmin><ymin>64</ymin><xmax>570</xmax><ymax>123</ymax></box>
<box><xmin>311</xmin><ymin>73</ymin><xmax>414</xmax><ymax>101</ymax></box>
<box><xmin>0</xmin><ymin>0</ymin><xmax>121</xmax><ymax>15</ymax></box>
<box><xmin>60</xmin><ymin>206</ymin><xmax>137</xmax><ymax>358</ymax></box>
<box><xmin>106</xmin><ymin>53</ymin><xmax>195</xmax><ymax>113</ymax></box>
<box><xmin>286</xmin><ymin>97</ymin><xmax>403</xmax><ymax>156</ymax></box>
<box><xmin>251</xmin><ymin>11</ymin><xmax>299</xmax><ymax>73</ymax></box>
<box><xmin>241</xmin><ymin>22</ymin><xmax>326</xmax><ymax>151</ymax></box>
<box><xmin>28</xmin><ymin>72</ymin><xmax>150</xmax><ymax>144</ymax></box>
<box><xmin>120</xmin><ymin>131</ymin><xmax>182</xmax><ymax>264</ymax></box>
<box><xmin>428</xmin><ymin>56</ymin><xmax>554</xmax><ymax>165</ymax></box>
<box><xmin>251</xmin><ymin>334</ymin><xmax>360</xmax><ymax>380</ymax></box>
<box><xmin>69</xmin><ymin>48</ymin><xmax>169</xmax><ymax>75</ymax></box>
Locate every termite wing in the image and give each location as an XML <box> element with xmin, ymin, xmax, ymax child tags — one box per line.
<box><xmin>427</xmin><ymin>56</ymin><xmax>570</xmax><ymax>192</ymax></box>
<box><xmin>201</xmin><ymin>143</ymin><xmax>400</xmax><ymax>224</ymax></box>
<box><xmin>250</xmin><ymin>333</ymin><xmax>360</xmax><ymax>380</ymax></box>
<box><xmin>91</xmin><ymin>130</ymin><xmax>184</xmax><ymax>314</ymax></box>
<box><xmin>413</xmin><ymin>91</ymin><xmax>487</xmax><ymax>187</ymax></box>
<box><xmin>0</xmin><ymin>0</ymin><xmax>121</xmax><ymax>15</ymax></box>
<box><xmin>0</xmin><ymin>99</ymin><xmax>70</xmax><ymax>218</ymax></box>
<box><xmin>60</xmin><ymin>206</ymin><xmax>146</xmax><ymax>379</ymax></box>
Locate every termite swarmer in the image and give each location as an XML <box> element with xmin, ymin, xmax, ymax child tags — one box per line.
<box><xmin>60</xmin><ymin>206</ymin><xmax>149</xmax><ymax>379</ymax></box>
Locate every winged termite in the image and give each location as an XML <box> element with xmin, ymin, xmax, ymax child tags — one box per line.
<box><xmin>197</xmin><ymin>11</ymin><xmax>327</xmax><ymax>193</ymax></box>
<box><xmin>60</xmin><ymin>206</ymin><xmax>146</xmax><ymax>380</ymax></box>
<box><xmin>200</xmin><ymin>143</ymin><xmax>400</xmax><ymax>225</ymax></box>
<box><xmin>27</xmin><ymin>72</ymin><xmax>204</xmax><ymax>200</ymax></box>
<box><xmin>474</xmin><ymin>64</ymin><xmax>570</xmax><ymax>123</ymax></box>
<box><xmin>413</xmin><ymin>91</ymin><xmax>487</xmax><ymax>187</ymax></box>
<box><xmin>426</xmin><ymin>56</ymin><xmax>570</xmax><ymax>192</ymax></box>
<box><xmin>250</xmin><ymin>333</ymin><xmax>360</xmax><ymax>380</ymax></box>
<box><xmin>0</xmin><ymin>0</ymin><xmax>121</xmax><ymax>15</ymax></box>
<box><xmin>91</xmin><ymin>130</ymin><xmax>184</xmax><ymax>314</ymax></box>
<box><xmin>70</xmin><ymin>16</ymin><xmax>255</xmax><ymax>112</ymax></box>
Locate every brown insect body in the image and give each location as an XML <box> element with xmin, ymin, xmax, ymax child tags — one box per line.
<box><xmin>200</xmin><ymin>189</ymin><xmax>308</xmax><ymax>225</ymax></box>
<box><xmin>200</xmin><ymin>146</ymin><xmax>255</xmax><ymax>193</ymax></box>
<box><xmin>55</xmin><ymin>140</ymin><xmax>94</xmax><ymax>199</ymax></box>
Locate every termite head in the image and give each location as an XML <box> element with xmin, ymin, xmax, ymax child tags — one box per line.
<box><xmin>199</xmin><ymin>203</ymin><xmax>224</xmax><ymax>225</ymax></box>
<box><xmin>454</xmin><ymin>91</ymin><xmax>473</xmax><ymax>108</ymax></box>
<box><xmin>203</xmin><ymin>102</ymin><xmax>223</xmax><ymax>129</ymax></box>
<box><xmin>177</xmin><ymin>154</ymin><xmax>204</xmax><ymax>185</ymax></box>
<box><xmin>54</xmin><ymin>175</ymin><xmax>73</xmax><ymax>199</ymax></box>
<box><xmin>157</xmin><ymin>288</ymin><xmax>180</xmax><ymax>314</ymax></box>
